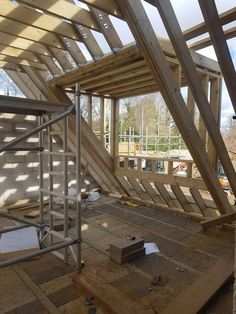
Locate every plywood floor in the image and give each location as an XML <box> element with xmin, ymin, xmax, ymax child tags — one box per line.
<box><xmin>0</xmin><ymin>195</ymin><xmax>234</xmax><ymax>313</ymax></box>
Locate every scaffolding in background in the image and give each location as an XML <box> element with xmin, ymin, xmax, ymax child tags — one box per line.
<box><xmin>0</xmin><ymin>84</ymin><xmax>82</xmax><ymax>272</ymax></box>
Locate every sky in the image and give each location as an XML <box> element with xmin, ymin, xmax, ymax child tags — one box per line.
<box><xmin>1</xmin><ymin>0</ymin><xmax>236</xmax><ymax>127</ymax></box>
<box><xmin>77</xmin><ymin>0</ymin><xmax>236</xmax><ymax>128</ymax></box>
<box><xmin>113</xmin><ymin>0</ymin><xmax>236</xmax><ymax>129</ymax></box>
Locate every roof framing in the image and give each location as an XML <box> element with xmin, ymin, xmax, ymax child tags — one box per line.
<box><xmin>17</xmin><ymin>0</ymin><xmax>100</xmax><ymax>31</ymax></box>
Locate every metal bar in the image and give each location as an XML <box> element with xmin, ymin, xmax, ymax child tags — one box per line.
<box><xmin>41</xmin><ymin>151</ymin><xmax>75</xmax><ymax>157</ymax></box>
<box><xmin>40</xmin><ymin>189</ymin><xmax>76</xmax><ymax>202</ymax></box>
<box><xmin>1</xmin><ymin>147</ymin><xmax>44</xmax><ymax>152</ymax></box>
<box><xmin>0</xmin><ymin>105</ymin><xmax>75</xmax><ymax>153</ymax></box>
<box><xmin>0</xmin><ymin>224</ymin><xmax>30</xmax><ymax>234</ymax></box>
<box><xmin>48</xmin><ymin>115</ymin><xmax>54</xmax><ymax>247</ymax></box>
<box><xmin>0</xmin><ymin>238</ymin><xmax>76</xmax><ymax>269</ymax></box>
<box><xmin>75</xmin><ymin>83</ymin><xmax>82</xmax><ymax>272</ymax></box>
<box><xmin>38</xmin><ymin>116</ymin><xmax>44</xmax><ymax>241</ymax></box>
<box><xmin>63</xmin><ymin>116</ymin><xmax>69</xmax><ymax>263</ymax></box>
<box><xmin>0</xmin><ymin>212</ymin><xmax>43</xmax><ymax>229</ymax></box>
<box><xmin>50</xmin><ymin>210</ymin><xmax>64</xmax><ymax>219</ymax></box>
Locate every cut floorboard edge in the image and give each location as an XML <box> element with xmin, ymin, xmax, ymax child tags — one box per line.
<box><xmin>72</xmin><ymin>271</ymin><xmax>153</xmax><ymax>314</ymax></box>
<box><xmin>201</xmin><ymin>212</ymin><xmax>236</xmax><ymax>230</ymax></box>
<box><xmin>160</xmin><ymin>257</ymin><xmax>234</xmax><ymax>314</ymax></box>
<box><xmin>120</xmin><ymin>194</ymin><xmax>207</xmax><ymax>222</ymax></box>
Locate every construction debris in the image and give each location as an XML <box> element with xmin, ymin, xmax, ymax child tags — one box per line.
<box><xmin>0</xmin><ymin>227</ymin><xmax>39</xmax><ymax>259</ymax></box>
<box><xmin>24</xmin><ymin>208</ymin><xmax>48</xmax><ymax>219</ymax></box>
<box><xmin>144</xmin><ymin>243</ymin><xmax>160</xmax><ymax>255</ymax></box>
<box><xmin>109</xmin><ymin>237</ymin><xmax>145</xmax><ymax>264</ymax></box>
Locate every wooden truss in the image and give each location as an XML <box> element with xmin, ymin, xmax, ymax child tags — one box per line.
<box><xmin>0</xmin><ymin>0</ymin><xmax>236</xmax><ymax>225</ymax></box>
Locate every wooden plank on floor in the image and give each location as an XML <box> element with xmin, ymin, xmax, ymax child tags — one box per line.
<box><xmin>160</xmin><ymin>257</ymin><xmax>234</xmax><ymax>314</ymax></box>
<box><xmin>73</xmin><ymin>271</ymin><xmax>153</xmax><ymax>314</ymax></box>
<box><xmin>13</xmin><ymin>265</ymin><xmax>60</xmax><ymax>314</ymax></box>
<box><xmin>201</xmin><ymin>212</ymin><xmax>236</xmax><ymax>230</ymax></box>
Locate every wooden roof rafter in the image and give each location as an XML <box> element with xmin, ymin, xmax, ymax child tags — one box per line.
<box><xmin>0</xmin><ymin>16</ymin><xmax>65</xmax><ymax>50</ymax></box>
<box><xmin>0</xmin><ymin>54</ymin><xmax>47</xmax><ymax>70</ymax></box>
<box><xmin>0</xmin><ymin>0</ymin><xmax>81</xmax><ymax>41</ymax></box>
<box><xmin>0</xmin><ymin>0</ymin><xmax>233</xmax><ymax>101</ymax></box>
<box><xmin>0</xmin><ymin>31</ymin><xmax>51</xmax><ymax>57</ymax></box>
<box><xmin>183</xmin><ymin>6</ymin><xmax>236</xmax><ymax>41</ymax></box>
<box><xmin>0</xmin><ymin>44</ymin><xmax>40</xmax><ymax>63</ymax></box>
<box><xmin>16</xmin><ymin>0</ymin><xmax>101</xmax><ymax>31</ymax></box>
<box><xmin>189</xmin><ymin>27</ymin><xmax>236</xmax><ymax>51</ymax></box>
<box><xmin>79</xmin><ymin>0</ymin><xmax>123</xmax><ymax>18</ymax></box>
<box><xmin>116</xmin><ymin>0</ymin><xmax>233</xmax><ymax>215</ymax></box>
<box><xmin>198</xmin><ymin>0</ymin><xmax>236</xmax><ymax>113</ymax></box>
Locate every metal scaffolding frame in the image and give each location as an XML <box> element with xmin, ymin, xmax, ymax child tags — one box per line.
<box><xmin>0</xmin><ymin>84</ymin><xmax>82</xmax><ymax>271</ymax></box>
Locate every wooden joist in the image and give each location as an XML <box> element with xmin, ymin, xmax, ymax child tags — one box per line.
<box><xmin>153</xmin><ymin>0</ymin><xmax>236</xmax><ymax>200</ymax></box>
<box><xmin>0</xmin><ymin>17</ymin><xmax>65</xmax><ymax>49</ymax></box>
<box><xmin>198</xmin><ymin>0</ymin><xmax>236</xmax><ymax>114</ymax></box>
<box><xmin>170</xmin><ymin>185</ymin><xmax>193</xmax><ymax>213</ymax></box>
<box><xmin>161</xmin><ymin>257</ymin><xmax>234</xmax><ymax>314</ymax></box>
<box><xmin>0</xmin><ymin>0</ymin><xmax>80</xmax><ymax>41</ymax></box>
<box><xmin>201</xmin><ymin>212</ymin><xmax>236</xmax><ymax>230</ymax></box>
<box><xmin>0</xmin><ymin>44</ymin><xmax>40</xmax><ymax>63</ymax></box>
<box><xmin>0</xmin><ymin>61</ymin><xmax>23</xmax><ymax>72</ymax></box>
<box><xmin>189</xmin><ymin>188</ymin><xmax>208</xmax><ymax>217</ymax></box>
<box><xmin>5</xmin><ymin>70</ymin><xmax>39</xmax><ymax>99</ymax></box>
<box><xmin>0</xmin><ymin>54</ymin><xmax>47</xmax><ymax>70</ymax></box>
<box><xmin>79</xmin><ymin>0</ymin><xmax>122</xmax><ymax>18</ymax></box>
<box><xmin>40</xmin><ymin>55</ymin><xmax>61</xmax><ymax>76</ymax></box>
<box><xmin>22</xmin><ymin>67</ymin><xmax>59</xmax><ymax>102</ymax></box>
<box><xmin>90</xmin><ymin>7</ymin><xmax>123</xmax><ymax>51</ymax></box>
<box><xmin>73</xmin><ymin>271</ymin><xmax>150</xmax><ymax>314</ymax></box>
<box><xmin>0</xmin><ymin>32</ymin><xmax>51</xmax><ymax>56</ymax></box>
<box><xmin>183</xmin><ymin>6</ymin><xmax>236</xmax><ymax>41</ymax></box>
<box><xmin>17</xmin><ymin>0</ymin><xmax>100</xmax><ymax>31</ymax></box>
<box><xmin>76</xmin><ymin>25</ymin><xmax>104</xmax><ymax>59</ymax></box>
<box><xmin>50</xmin><ymin>48</ymin><xmax>74</xmax><ymax>72</ymax></box>
<box><xmin>116</xmin><ymin>0</ymin><xmax>232</xmax><ymax>214</ymax></box>
<box><xmin>62</xmin><ymin>38</ymin><xmax>87</xmax><ymax>66</ymax></box>
<box><xmin>189</xmin><ymin>27</ymin><xmax>236</xmax><ymax>51</ymax></box>
<box><xmin>0</xmin><ymin>95</ymin><xmax>67</xmax><ymax>115</ymax></box>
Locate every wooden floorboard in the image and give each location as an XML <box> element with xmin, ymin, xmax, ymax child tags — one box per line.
<box><xmin>0</xmin><ymin>196</ymin><xmax>234</xmax><ymax>313</ymax></box>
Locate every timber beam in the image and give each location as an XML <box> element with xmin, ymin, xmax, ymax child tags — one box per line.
<box><xmin>198</xmin><ymin>0</ymin><xmax>236</xmax><ymax>114</ymax></box>
<box><xmin>116</xmin><ymin>0</ymin><xmax>232</xmax><ymax>214</ymax></box>
<box><xmin>152</xmin><ymin>0</ymin><xmax>236</xmax><ymax>199</ymax></box>
<box><xmin>0</xmin><ymin>95</ymin><xmax>68</xmax><ymax>115</ymax></box>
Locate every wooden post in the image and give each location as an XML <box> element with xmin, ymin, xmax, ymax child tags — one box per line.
<box><xmin>100</xmin><ymin>96</ymin><xmax>105</xmax><ymax>145</ymax></box>
<box><xmin>110</xmin><ymin>97</ymin><xmax>119</xmax><ymax>168</ymax></box>
<box><xmin>87</xmin><ymin>94</ymin><xmax>93</xmax><ymax>127</ymax></box>
<box><xmin>208</xmin><ymin>78</ymin><xmax>220</xmax><ymax>169</ymax></box>
<box><xmin>198</xmin><ymin>74</ymin><xmax>209</xmax><ymax>147</ymax></box>
<box><xmin>187</xmin><ymin>87</ymin><xmax>195</xmax><ymax>122</ymax></box>
<box><xmin>173</xmin><ymin>64</ymin><xmax>181</xmax><ymax>89</ymax></box>
<box><xmin>116</xmin><ymin>0</ymin><xmax>232</xmax><ymax>214</ymax></box>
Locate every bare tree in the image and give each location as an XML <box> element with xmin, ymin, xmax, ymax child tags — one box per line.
<box><xmin>0</xmin><ymin>70</ymin><xmax>24</xmax><ymax>97</ymax></box>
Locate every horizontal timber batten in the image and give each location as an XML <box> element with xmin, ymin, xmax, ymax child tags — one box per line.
<box><xmin>48</xmin><ymin>41</ymin><xmax>221</xmax><ymax>97</ymax></box>
<box><xmin>115</xmin><ymin>169</ymin><xmax>207</xmax><ymax>190</ymax></box>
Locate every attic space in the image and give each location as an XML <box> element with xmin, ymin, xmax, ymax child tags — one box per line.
<box><xmin>0</xmin><ymin>1</ymin><xmax>236</xmax><ymax>313</ymax></box>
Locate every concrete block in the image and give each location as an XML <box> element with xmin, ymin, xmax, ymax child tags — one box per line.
<box><xmin>110</xmin><ymin>237</ymin><xmax>144</xmax><ymax>256</ymax></box>
<box><xmin>110</xmin><ymin>247</ymin><xmax>146</xmax><ymax>264</ymax></box>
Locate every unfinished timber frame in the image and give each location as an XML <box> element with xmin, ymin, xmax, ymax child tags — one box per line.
<box><xmin>0</xmin><ymin>0</ymin><xmax>235</xmax><ymax>231</ymax></box>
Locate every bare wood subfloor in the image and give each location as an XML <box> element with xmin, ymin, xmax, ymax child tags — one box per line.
<box><xmin>0</xmin><ymin>195</ymin><xmax>234</xmax><ymax>313</ymax></box>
